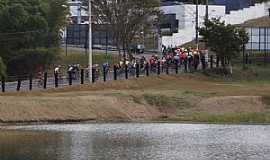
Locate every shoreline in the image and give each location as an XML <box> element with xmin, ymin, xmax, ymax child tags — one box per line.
<box><xmin>2</xmin><ymin>120</ymin><xmax>270</xmax><ymax>127</ymax></box>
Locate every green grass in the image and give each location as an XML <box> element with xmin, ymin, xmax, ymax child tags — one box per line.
<box><xmin>190</xmin><ymin>113</ymin><xmax>270</xmax><ymax>124</ymax></box>
<box><xmin>201</xmin><ymin>63</ymin><xmax>270</xmax><ymax>82</ymax></box>
<box><xmin>56</xmin><ymin>49</ymin><xmax>119</xmax><ymax>68</ymax></box>
<box><xmin>142</xmin><ymin>94</ymin><xmax>192</xmax><ymax>110</ymax></box>
<box><xmin>182</xmin><ymin>90</ymin><xmax>218</xmax><ymax>97</ymax></box>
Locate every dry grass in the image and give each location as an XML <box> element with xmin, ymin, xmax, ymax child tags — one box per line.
<box><xmin>1</xmin><ymin>74</ymin><xmax>270</xmax><ymax>124</ymax></box>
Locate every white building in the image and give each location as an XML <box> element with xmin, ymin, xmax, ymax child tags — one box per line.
<box><xmin>241</xmin><ymin>16</ymin><xmax>270</xmax><ymax>51</ymax></box>
<box><xmin>160</xmin><ymin>2</ymin><xmax>270</xmax><ymax>47</ymax></box>
<box><xmin>68</xmin><ymin>0</ymin><xmax>88</xmax><ymax>24</ymax></box>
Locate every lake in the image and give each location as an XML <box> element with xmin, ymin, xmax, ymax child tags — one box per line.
<box><xmin>1</xmin><ymin>123</ymin><xmax>270</xmax><ymax>160</ymax></box>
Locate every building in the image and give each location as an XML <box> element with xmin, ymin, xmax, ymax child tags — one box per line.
<box><xmin>242</xmin><ymin>16</ymin><xmax>270</xmax><ymax>51</ymax></box>
<box><xmin>68</xmin><ymin>0</ymin><xmax>88</xmax><ymax>24</ymax></box>
<box><xmin>160</xmin><ymin>1</ymin><xmax>270</xmax><ymax>47</ymax></box>
<box><xmin>160</xmin><ymin>3</ymin><xmax>225</xmax><ymax>46</ymax></box>
<box><xmin>162</xmin><ymin>0</ymin><xmax>260</xmax><ymax>13</ymax></box>
<box><xmin>65</xmin><ymin>1</ymin><xmax>115</xmax><ymax>49</ymax></box>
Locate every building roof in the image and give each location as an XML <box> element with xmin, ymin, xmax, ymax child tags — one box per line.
<box><xmin>162</xmin><ymin>0</ymin><xmax>253</xmax><ymax>13</ymax></box>
<box><xmin>213</xmin><ymin>0</ymin><xmax>251</xmax><ymax>14</ymax></box>
<box><xmin>241</xmin><ymin>16</ymin><xmax>270</xmax><ymax>28</ymax></box>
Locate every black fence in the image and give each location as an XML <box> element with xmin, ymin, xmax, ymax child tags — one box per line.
<box><xmin>0</xmin><ymin>55</ymin><xmax>230</xmax><ymax>93</ymax></box>
<box><xmin>66</xmin><ymin>24</ymin><xmax>115</xmax><ymax>48</ymax></box>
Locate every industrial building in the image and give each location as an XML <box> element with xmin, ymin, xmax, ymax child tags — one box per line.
<box><xmin>160</xmin><ymin>0</ymin><xmax>270</xmax><ymax>47</ymax></box>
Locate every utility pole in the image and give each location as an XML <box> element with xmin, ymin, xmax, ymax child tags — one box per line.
<box><xmin>195</xmin><ymin>0</ymin><xmax>199</xmax><ymax>50</ymax></box>
<box><xmin>205</xmin><ymin>0</ymin><xmax>209</xmax><ymax>51</ymax></box>
<box><xmin>88</xmin><ymin>0</ymin><xmax>92</xmax><ymax>83</ymax></box>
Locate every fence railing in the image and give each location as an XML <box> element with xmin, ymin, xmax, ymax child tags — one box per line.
<box><xmin>0</xmin><ymin>54</ymin><xmax>260</xmax><ymax>93</ymax></box>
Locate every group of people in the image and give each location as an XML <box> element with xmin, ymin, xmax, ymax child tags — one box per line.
<box><xmin>53</xmin><ymin>64</ymin><xmax>81</xmax><ymax>80</ymax></box>
<box><xmin>161</xmin><ymin>47</ymin><xmax>209</xmax><ymax>71</ymax></box>
<box><xmin>111</xmin><ymin>46</ymin><xmax>209</xmax><ymax>75</ymax></box>
<box><xmin>40</xmin><ymin>46</ymin><xmax>209</xmax><ymax>85</ymax></box>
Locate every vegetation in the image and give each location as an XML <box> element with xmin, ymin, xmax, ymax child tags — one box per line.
<box><xmin>0</xmin><ymin>0</ymin><xmax>69</xmax><ymax>76</ymax></box>
<box><xmin>199</xmin><ymin>18</ymin><xmax>249</xmax><ymax>74</ymax></box>
<box><xmin>82</xmin><ymin>0</ymin><xmax>161</xmax><ymax>57</ymax></box>
<box><xmin>0</xmin><ymin>57</ymin><xmax>6</xmax><ymax>77</ymax></box>
<box><xmin>57</xmin><ymin>49</ymin><xmax>119</xmax><ymax>68</ymax></box>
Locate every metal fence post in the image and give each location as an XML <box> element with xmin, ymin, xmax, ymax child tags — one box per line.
<box><xmin>17</xmin><ymin>78</ymin><xmax>21</xmax><ymax>92</ymax></box>
<box><xmin>210</xmin><ymin>55</ymin><xmax>213</xmax><ymax>69</ymax></box>
<box><xmin>54</xmin><ymin>73</ymin><xmax>59</xmax><ymax>88</ymax></box>
<box><xmin>202</xmin><ymin>56</ymin><xmax>206</xmax><ymax>70</ymax></box>
<box><xmin>1</xmin><ymin>76</ymin><xmax>5</xmax><ymax>93</ymax></box>
<box><xmin>125</xmin><ymin>64</ymin><xmax>128</xmax><ymax>79</ymax></box>
<box><xmin>136</xmin><ymin>63</ymin><xmax>140</xmax><ymax>78</ymax></box>
<box><xmin>29</xmin><ymin>74</ymin><xmax>33</xmax><ymax>91</ymax></box>
<box><xmin>92</xmin><ymin>68</ymin><xmax>95</xmax><ymax>83</ymax></box>
<box><xmin>114</xmin><ymin>65</ymin><xmax>117</xmax><ymax>80</ymax></box>
<box><xmin>184</xmin><ymin>60</ymin><xmax>188</xmax><ymax>73</ymax></box>
<box><xmin>68</xmin><ymin>71</ymin><xmax>72</xmax><ymax>85</ymax></box>
<box><xmin>175</xmin><ymin>61</ymin><xmax>178</xmax><ymax>74</ymax></box>
<box><xmin>166</xmin><ymin>61</ymin><xmax>169</xmax><ymax>75</ymax></box>
<box><xmin>43</xmin><ymin>72</ymin><xmax>47</xmax><ymax>89</ymax></box>
<box><xmin>103</xmin><ymin>66</ymin><xmax>106</xmax><ymax>82</ymax></box>
<box><xmin>157</xmin><ymin>61</ymin><xmax>161</xmax><ymax>75</ymax></box>
<box><xmin>146</xmin><ymin>62</ymin><xmax>149</xmax><ymax>77</ymax></box>
<box><xmin>216</xmin><ymin>56</ymin><xmax>220</xmax><ymax>68</ymax></box>
<box><xmin>81</xmin><ymin>69</ymin><xmax>84</xmax><ymax>84</ymax></box>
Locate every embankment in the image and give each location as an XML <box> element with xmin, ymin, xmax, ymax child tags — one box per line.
<box><xmin>0</xmin><ymin>75</ymin><xmax>270</xmax><ymax>124</ymax></box>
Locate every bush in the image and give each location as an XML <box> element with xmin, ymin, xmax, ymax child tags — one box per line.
<box><xmin>0</xmin><ymin>57</ymin><xmax>6</xmax><ymax>77</ymax></box>
<box><xmin>7</xmin><ymin>48</ymin><xmax>59</xmax><ymax>77</ymax></box>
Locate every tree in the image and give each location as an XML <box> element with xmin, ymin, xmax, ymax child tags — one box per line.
<box><xmin>0</xmin><ymin>0</ymin><xmax>69</xmax><ymax>76</ymax></box>
<box><xmin>199</xmin><ymin>18</ymin><xmax>249</xmax><ymax>74</ymax></box>
<box><xmin>42</xmin><ymin>0</ymin><xmax>69</xmax><ymax>47</ymax></box>
<box><xmin>0</xmin><ymin>0</ymin><xmax>69</xmax><ymax>50</ymax></box>
<box><xmin>82</xmin><ymin>0</ymin><xmax>161</xmax><ymax>58</ymax></box>
<box><xmin>0</xmin><ymin>57</ymin><xmax>6</xmax><ymax>77</ymax></box>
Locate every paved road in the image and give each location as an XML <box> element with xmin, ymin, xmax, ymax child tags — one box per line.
<box><xmin>1</xmin><ymin>65</ymin><xmax>191</xmax><ymax>93</ymax></box>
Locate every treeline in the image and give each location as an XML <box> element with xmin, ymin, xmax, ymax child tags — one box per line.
<box><xmin>0</xmin><ymin>0</ymin><xmax>69</xmax><ymax>77</ymax></box>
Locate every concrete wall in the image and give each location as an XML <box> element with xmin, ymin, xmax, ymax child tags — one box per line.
<box><xmin>222</xmin><ymin>2</ymin><xmax>269</xmax><ymax>25</ymax></box>
<box><xmin>161</xmin><ymin>2</ymin><xmax>270</xmax><ymax>47</ymax></box>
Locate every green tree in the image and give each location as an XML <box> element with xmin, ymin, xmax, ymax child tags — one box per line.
<box><xmin>0</xmin><ymin>0</ymin><xmax>69</xmax><ymax>76</ymax></box>
<box><xmin>199</xmin><ymin>18</ymin><xmax>249</xmax><ymax>74</ymax></box>
<box><xmin>0</xmin><ymin>57</ymin><xmax>6</xmax><ymax>77</ymax></box>
<box><xmin>42</xmin><ymin>0</ymin><xmax>69</xmax><ymax>47</ymax></box>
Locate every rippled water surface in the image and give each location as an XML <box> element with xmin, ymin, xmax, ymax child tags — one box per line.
<box><xmin>1</xmin><ymin>123</ymin><xmax>270</xmax><ymax>160</ymax></box>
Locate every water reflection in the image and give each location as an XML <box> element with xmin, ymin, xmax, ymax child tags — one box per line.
<box><xmin>1</xmin><ymin>124</ymin><xmax>270</xmax><ymax>160</ymax></box>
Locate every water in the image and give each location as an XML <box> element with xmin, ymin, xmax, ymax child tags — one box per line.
<box><xmin>1</xmin><ymin>123</ymin><xmax>270</xmax><ymax>160</ymax></box>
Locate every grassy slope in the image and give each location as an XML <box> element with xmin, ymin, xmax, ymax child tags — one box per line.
<box><xmin>1</xmin><ymin>70</ymin><xmax>270</xmax><ymax>124</ymax></box>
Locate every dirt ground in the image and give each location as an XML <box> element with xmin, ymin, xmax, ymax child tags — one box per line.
<box><xmin>0</xmin><ymin>74</ymin><xmax>270</xmax><ymax>124</ymax></box>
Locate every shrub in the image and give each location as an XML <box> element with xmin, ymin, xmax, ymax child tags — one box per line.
<box><xmin>7</xmin><ymin>48</ymin><xmax>59</xmax><ymax>77</ymax></box>
<box><xmin>0</xmin><ymin>57</ymin><xmax>6</xmax><ymax>77</ymax></box>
